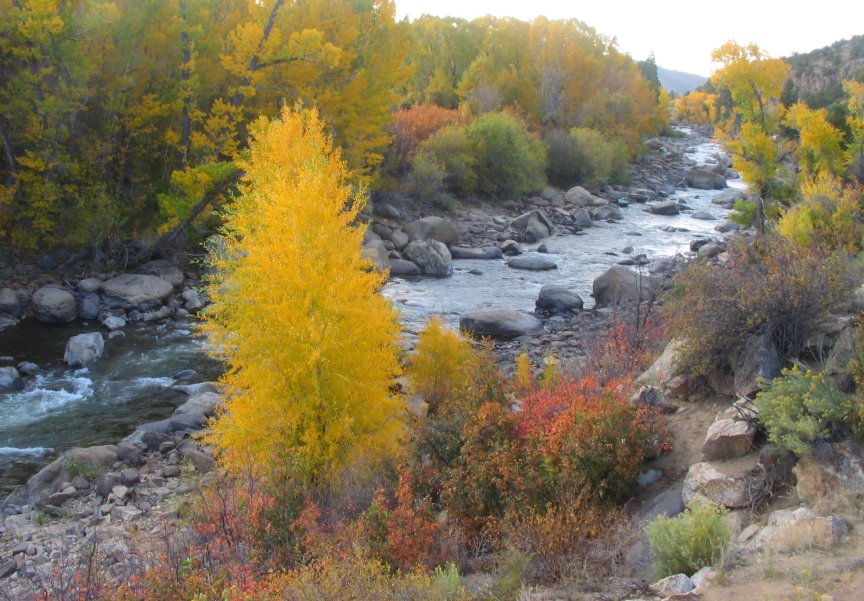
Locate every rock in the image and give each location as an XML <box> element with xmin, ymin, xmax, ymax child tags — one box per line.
<box><xmin>389</xmin><ymin>259</ymin><xmax>421</xmax><ymax>276</ymax></box>
<box><xmin>460</xmin><ymin>309</ymin><xmax>544</xmax><ymax>339</ymax></box>
<box><xmin>403</xmin><ymin>216</ymin><xmax>458</xmax><ymax>246</ymax></box>
<box><xmin>651</xmin><ymin>574</ymin><xmax>694</xmax><ymax>597</ymax></box>
<box><xmin>0</xmin><ymin>560</ymin><xmax>15</xmax><ymax>579</ymax></box>
<box><xmin>793</xmin><ymin>441</ymin><xmax>864</xmax><ymax>512</ymax></box>
<box><xmin>564</xmin><ymin>186</ymin><xmax>607</xmax><ymax>207</ymax></box>
<box><xmin>535</xmin><ymin>285</ymin><xmax>583</xmax><ymax>315</ymax></box>
<box><xmin>374</xmin><ymin>203</ymin><xmax>402</xmax><ymax>221</ymax></box>
<box><xmin>715</xmin><ymin>221</ymin><xmax>739</xmax><ymax>233</ymax></box>
<box><xmin>6</xmin><ymin>445</ymin><xmax>118</xmax><ymax>506</ymax></box>
<box><xmin>76</xmin><ymin>278</ymin><xmax>103</xmax><ymax>293</ymax></box>
<box><xmin>499</xmin><ymin>240</ymin><xmax>523</xmax><ymax>256</ymax></box>
<box><xmin>96</xmin><ymin>473</ymin><xmax>120</xmax><ymax>498</ymax></box>
<box><xmin>64</xmin><ymin>332</ymin><xmax>105</xmax><ymax>368</ymax></box>
<box><xmin>139</xmin><ymin>260</ymin><xmax>184</xmax><ymax>288</ymax></box>
<box><xmin>77</xmin><ymin>293</ymin><xmax>101</xmax><ymax>320</ymax></box>
<box><xmin>728</xmin><ymin>333</ymin><xmax>782</xmax><ymax>398</ymax></box>
<box><xmin>0</xmin><ymin>314</ymin><xmax>18</xmax><ymax>330</ymax></box>
<box><xmin>181</xmin><ymin>446</ymin><xmax>215</xmax><ymax>472</ymax></box>
<box><xmin>110</xmin><ymin>505</ymin><xmax>143</xmax><ymax>523</ymax></box>
<box><xmin>749</xmin><ymin>507</ymin><xmax>848</xmax><ymax>552</ymax></box>
<box><xmin>571</xmin><ymin>208</ymin><xmax>593</xmax><ymax>228</ymax></box>
<box><xmin>403</xmin><ymin>240</ymin><xmax>453</xmax><ymax>277</ymax></box>
<box><xmin>17</xmin><ymin>362</ymin><xmax>39</xmax><ymax>377</ymax></box>
<box><xmin>712</xmin><ymin>188</ymin><xmax>745</xmax><ymax>207</ymax></box>
<box><xmin>592</xmin><ymin>265</ymin><xmax>658</xmax><ymax>308</ymax></box>
<box><xmin>511</xmin><ymin>210</ymin><xmax>552</xmax><ymax>242</ymax></box>
<box><xmin>162</xmin><ymin>465</ymin><xmax>181</xmax><ymax>478</ymax></box>
<box><xmin>691</xmin><ymin>211</ymin><xmax>716</xmax><ymax>220</ymax></box>
<box><xmin>682</xmin><ymin>459</ymin><xmax>757</xmax><ymax>509</ymax></box>
<box><xmin>100</xmin><ymin>274</ymin><xmax>174</xmax><ymax>310</ymax></box>
<box><xmin>647</xmin><ymin>200</ymin><xmax>680</xmax><ymax>216</ymax></box>
<box><xmin>181</xmin><ymin>289</ymin><xmax>205</xmax><ymax>311</ymax></box>
<box><xmin>0</xmin><ymin>288</ymin><xmax>22</xmax><ymax>317</ymax></box>
<box><xmin>690</xmin><ymin>567</ymin><xmax>716</xmax><ymax>590</ymax></box>
<box><xmin>140</xmin><ymin>431</ymin><xmax>171</xmax><ymax>452</ymax></box>
<box><xmin>450</xmin><ymin>246</ymin><xmax>503</xmax><ymax>260</ymax></box>
<box><xmin>120</xmin><ymin>468</ymin><xmax>141</xmax><ymax>486</ymax></box>
<box><xmin>0</xmin><ymin>366</ymin><xmax>24</xmax><ymax>391</ymax></box>
<box><xmin>32</xmin><ymin>286</ymin><xmax>77</xmax><ymax>323</ymax></box>
<box><xmin>387</xmin><ymin>229</ymin><xmax>410</xmax><ymax>251</ymax></box>
<box><xmin>702</xmin><ymin>419</ymin><xmax>757</xmax><ymax>461</ymax></box>
<box><xmin>102</xmin><ymin>315</ymin><xmax>126</xmax><ymax>331</ymax></box>
<box><xmin>686</xmin><ymin>168</ymin><xmax>727</xmax><ymax>190</ymax></box>
<box><xmin>507</xmin><ymin>255</ymin><xmax>557</xmax><ymax>271</ymax></box>
<box><xmin>697</xmin><ymin>241</ymin><xmax>726</xmax><ymax>259</ymax></box>
<box><xmin>589</xmin><ymin>205</ymin><xmax>622</xmax><ymax>220</ymax></box>
<box><xmin>171</xmin><ymin>391</ymin><xmax>222</xmax><ymax>430</ymax></box>
<box><xmin>362</xmin><ymin>240</ymin><xmax>391</xmax><ymax>271</ymax></box>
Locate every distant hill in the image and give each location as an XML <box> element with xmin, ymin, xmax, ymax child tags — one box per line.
<box><xmin>657</xmin><ymin>66</ymin><xmax>708</xmax><ymax>95</ymax></box>
<box><xmin>784</xmin><ymin>35</ymin><xmax>864</xmax><ymax>107</ymax></box>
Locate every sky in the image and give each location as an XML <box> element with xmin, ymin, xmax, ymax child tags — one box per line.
<box><xmin>395</xmin><ymin>0</ymin><xmax>864</xmax><ymax>76</ymax></box>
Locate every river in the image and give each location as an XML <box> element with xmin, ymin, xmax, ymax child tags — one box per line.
<box><xmin>0</xmin><ymin>129</ymin><xmax>742</xmax><ymax>498</ymax></box>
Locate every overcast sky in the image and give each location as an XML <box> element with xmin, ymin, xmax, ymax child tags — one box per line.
<box><xmin>396</xmin><ymin>1</ymin><xmax>864</xmax><ymax>76</ymax></box>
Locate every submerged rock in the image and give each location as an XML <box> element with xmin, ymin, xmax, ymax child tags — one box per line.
<box><xmin>64</xmin><ymin>332</ymin><xmax>105</xmax><ymax>368</ymax></box>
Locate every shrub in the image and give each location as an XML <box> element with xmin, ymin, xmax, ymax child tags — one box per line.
<box><xmin>466</xmin><ymin>112</ymin><xmax>547</xmax><ymax>200</ymax></box>
<box><xmin>407</xmin><ymin>317</ymin><xmax>477</xmax><ymax>414</ymax></box>
<box><xmin>755</xmin><ymin>365</ymin><xmax>858</xmax><ymax>456</ymax></box>
<box><xmin>388</xmin><ymin>104</ymin><xmax>461</xmax><ymax>173</ymax></box>
<box><xmin>408</xmin><ymin>151</ymin><xmax>454</xmax><ymax>210</ymax></box>
<box><xmin>647</xmin><ymin>501</ymin><xmax>730</xmax><ymax>578</ymax></box>
<box><xmin>550</xmin><ymin>127</ymin><xmax>631</xmax><ymax>186</ymax></box>
<box><xmin>777</xmin><ymin>174</ymin><xmax>864</xmax><ymax>253</ymax></box>
<box><xmin>663</xmin><ymin>234</ymin><xmax>858</xmax><ymax>377</ymax></box>
<box><xmin>417</xmin><ymin>125</ymin><xmax>476</xmax><ymax>197</ymax></box>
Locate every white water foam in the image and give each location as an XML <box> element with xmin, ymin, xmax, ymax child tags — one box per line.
<box><xmin>0</xmin><ymin>375</ymin><xmax>94</xmax><ymax>427</ymax></box>
<box><xmin>130</xmin><ymin>376</ymin><xmax>175</xmax><ymax>388</ymax></box>
<box><xmin>0</xmin><ymin>446</ymin><xmax>52</xmax><ymax>456</ymax></box>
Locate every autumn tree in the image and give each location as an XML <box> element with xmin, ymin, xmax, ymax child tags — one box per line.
<box><xmin>202</xmin><ymin>107</ymin><xmax>403</xmax><ymax>489</ymax></box>
<box><xmin>783</xmin><ymin>103</ymin><xmax>845</xmax><ymax>179</ymax></box>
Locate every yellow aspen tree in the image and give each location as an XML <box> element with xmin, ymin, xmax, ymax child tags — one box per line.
<box><xmin>202</xmin><ymin>106</ymin><xmax>403</xmax><ymax>489</ymax></box>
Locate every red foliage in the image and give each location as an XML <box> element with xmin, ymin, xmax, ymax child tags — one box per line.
<box><xmin>388</xmin><ymin>104</ymin><xmax>461</xmax><ymax>172</ymax></box>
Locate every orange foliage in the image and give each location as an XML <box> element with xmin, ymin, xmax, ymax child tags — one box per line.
<box><xmin>388</xmin><ymin>104</ymin><xmax>461</xmax><ymax>173</ymax></box>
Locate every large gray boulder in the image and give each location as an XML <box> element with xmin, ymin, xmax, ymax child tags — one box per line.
<box><xmin>460</xmin><ymin>309</ymin><xmax>544</xmax><ymax>339</ymax></box>
<box><xmin>403</xmin><ymin>216</ymin><xmax>458</xmax><ymax>246</ymax></box>
<box><xmin>403</xmin><ymin>240</ymin><xmax>453</xmax><ymax>277</ymax></box>
<box><xmin>0</xmin><ymin>288</ymin><xmax>22</xmax><ymax>317</ymax></box>
<box><xmin>0</xmin><ymin>366</ymin><xmax>24</xmax><ymax>391</ymax></box>
<box><xmin>139</xmin><ymin>259</ymin><xmax>185</xmax><ymax>288</ymax></box>
<box><xmin>170</xmin><ymin>391</ymin><xmax>222</xmax><ymax>430</ymax></box>
<box><xmin>511</xmin><ymin>210</ymin><xmax>552</xmax><ymax>243</ymax></box>
<box><xmin>389</xmin><ymin>259</ymin><xmax>421</xmax><ymax>276</ymax></box>
<box><xmin>712</xmin><ymin>188</ymin><xmax>745</xmax><ymax>207</ymax></box>
<box><xmin>507</xmin><ymin>255</ymin><xmax>557</xmax><ymax>271</ymax></box>
<box><xmin>32</xmin><ymin>286</ymin><xmax>77</xmax><ymax>323</ymax></box>
<box><xmin>592</xmin><ymin>265</ymin><xmax>658</xmax><ymax>307</ymax></box>
<box><xmin>793</xmin><ymin>441</ymin><xmax>864</xmax><ymax>512</ymax></box>
<box><xmin>564</xmin><ymin>186</ymin><xmax>607</xmax><ymax>207</ymax></box>
<box><xmin>535</xmin><ymin>285</ymin><xmax>583</xmax><ymax>315</ymax></box>
<box><xmin>728</xmin><ymin>333</ymin><xmax>782</xmax><ymax>398</ymax></box>
<box><xmin>748</xmin><ymin>507</ymin><xmax>848</xmax><ymax>552</ymax></box>
<box><xmin>572</xmin><ymin>208</ymin><xmax>593</xmax><ymax>228</ymax></box>
<box><xmin>702</xmin><ymin>418</ymin><xmax>757</xmax><ymax>461</ymax></box>
<box><xmin>64</xmin><ymin>332</ymin><xmax>105</xmax><ymax>368</ymax></box>
<box><xmin>100</xmin><ymin>274</ymin><xmax>173</xmax><ymax>310</ymax></box>
<box><xmin>361</xmin><ymin>240</ymin><xmax>391</xmax><ymax>271</ymax></box>
<box><xmin>647</xmin><ymin>200</ymin><xmax>680</xmax><ymax>216</ymax></box>
<box><xmin>682</xmin><ymin>459</ymin><xmax>757</xmax><ymax>509</ymax></box>
<box><xmin>450</xmin><ymin>246</ymin><xmax>503</xmax><ymax>260</ymax></box>
<box><xmin>589</xmin><ymin>205</ymin><xmax>623</xmax><ymax>221</ymax></box>
<box><xmin>686</xmin><ymin>168</ymin><xmax>727</xmax><ymax>190</ymax></box>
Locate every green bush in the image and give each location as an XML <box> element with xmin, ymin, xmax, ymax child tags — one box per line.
<box><xmin>417</xmin><ymin>125</ymin><xmax>476</xmax><ymax>197</ymax></box>
<box><xmin>755</xmin><ymin>365</ymin><xmax>857</xmax><ymax>456</ymax></box>
<box><xmin>466</xmin><ymin>112</ymin><xmax>547</xmax><ymax>200</ymax></box>
<box><xmin>647</xmin><ymin>502</ymin><xmax>730</xmax><ymax>578</ymax></box>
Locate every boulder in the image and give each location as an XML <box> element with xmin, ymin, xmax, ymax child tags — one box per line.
<box><xmin>499</xmin><ymin>240</ymin><xmax>523</xmax><ymax>256</ymax></box>
<box><xmin>361</xmin><ymin>240</ymin><xmax>391</xmax><ymax>271</ymax></box>
<box><xmin>592</xmin><ymin>265</ymin><xmax>658</xmax><ymax>308</ymax></box>
<box><xmin>64</xmin><ymin>332</ymin><xmax>105</xmax><ymax>368</ymax></box>
<box><xmin>387</xmin><ymin>229</ymin><xmax>410</xmax><ymax>251</ymax></box>
<box><xmin>712</xmin><ymin>188</ymin><xmax>745</xmax><ymax>207</ymax></box>
<box><xmin>571</xmin><ymin>208</ymin><xmax>593</xmax><ymax>228</ymax></box>
<box><xmin>682</xmin><ymin>459</ymin><xmax>757</xmax><ymax>509</ymax></box>
<box><xmin>647</xmin><ymin>200</ymin><xmax>680</xmax><ymax>216</ymax></box>
<box><xmin>139</xmin><ymin>260</ymin><xmax>184</xmax><ymax>288</ymax></box>
<box><xmin>636</xmin><ymin>340</ymin><xmax>686</xmax><ymax>389</ymax></box>
<box><xmin>564</xmin><ymin>186</ymin><xmax>607</xmax><ymax>207</ymax></box>
<box><xmin>715</xmin><ymin>221</ymin><xmax>739</xmax><ymax>233</ymax></box>
<box><xmin>507</xmin><ymin>255</ymin><xmax>557</xmax><ymax>271</ymax></box>
<box><xmin>793</xmin><ymin>441</ymin><xmax>864</xmax><ymax>512</ymax></box>
<box><xmin>0</xmin><ymin>288</ymin><xmax>22</xmax><ymax>317</ymax></box>
<box><xmin>403</xmin><ymin>216</ymin><xmax>458</xmax><ymax>246</ymax></box>
<box><xmin>102</xmin><ymin>315</ymin><xmax>126</xmax><ymax>331</ymax></box>
<box><xmin>180</xmin><ymin>444</ymin><xmax>215</xmax><ymax>472</ymax></box>
<box><xmin>0</xmin><ymin>366</ymin><xmax>24</xmax><ymax>391</ymax></box>
<box><xmin>77</xmin><ymin>293</ymin><xmax>101</xmax><ymax>320</ymax></box>
<box><xmin>389</xmin><ymin>259</ymin><xmax>421</xmax><ymax>276</ymax></box>
<box><xmin>170</xmin><ymin>391</ymin><xmax>222</xmax><ymax>430</ymax></box>
<box><xmin>728</xmin><ymin>333</ymin><xmax>782</xmax><ymax>398</ymax></box>
<box><xmin>702</xmin><ymin>419</ymin><xmax>757</xmax><ymax>461</ymax></box>
<box><xmin>403</xmin><ymin>240</ymin><xmax>453</xmax><ymax>277</ymax></box>
<box><xmin>450</xmin><ymin>246</ymin><xmax>503</xmax><ymax>260</ymax></box>
<box><xmin>691</xmin><ymin>211</ymin><xmax>716</xmax><ymax>220</ymax></box>
<box><xmin>76</xmin><ymin>278</ymin><xmax>103</xmax><ymax>293</ymax></box>
<box><xmin>511</xmin><ymin>210</ymin><xmax>552</xmax><ymax>242</ymax></box>
<box><xmin>374</xmin><ymin>203</ymin><xmax>402</xmax><ymax>221</ymax></box>
<box><xmin>651</xmin><ymin>574</ymin><xmax>694</xmax><ymax>597</ymax></box>
<box><xmin>697</xmin><ymin>241</ymin><xmax>726</xmax><ymax>259</ymax></box>
<box><xmin>686</xmin><ymin>168</ymin><xmax>727</xmax><ymax>190</ymax></box>
<box><xmin>32</xmin><ymin>286</ymin><xmax>77</xmax><ymax>323</ymax></box>
<box><xmin>182</xmin><ymin>289</ymin><xmax>205</xmax><ymax>311</ymax></box>
<box><xmin>460</xmin><ymin>309</ymin><xmax>544</xmax><ymax>339</ymax></box>
<box><xmin>100</xmin><ymin>274</ymin><xmax>174</xmax><ymax>310</ymax></box>
<box><xmin>535</xmin><ymin>285</ymin><xmax>584</xmax><ymax>315</ymax></box>
<box><xmin>748</xmin><ymin>507</ymin><xmax>848</xmax><ymax>552</ymax></box>
<box><xmin>6</xmin><ymin>445</ymin><xmax>118</xmax><ymax>506</ymax></box>
<box><xmin>589</xmin><ymin>205</ymin><xmax>622</xmax><ymax>220</ymax></box>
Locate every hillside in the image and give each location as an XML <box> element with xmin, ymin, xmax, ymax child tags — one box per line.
<box><xmin>657</xmin><ymin>66</ymin><xmax>708</xmax><ymax>95</ymax></box>
<box><xmin>784</xmin><ymin>34</ymin><xmax>864</xmax><ymax>106</ymax></box>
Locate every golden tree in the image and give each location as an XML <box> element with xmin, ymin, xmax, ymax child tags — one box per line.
<box><xmin>202</xmin><ymin>106</ymin><xmax>403</xmax><ymax>488</ymax></box>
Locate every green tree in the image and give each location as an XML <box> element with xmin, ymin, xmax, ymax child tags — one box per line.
<box><xmin>202</xmin><ymin>107</ymin><xmax>404</xmax><ymax>488</ymax></box>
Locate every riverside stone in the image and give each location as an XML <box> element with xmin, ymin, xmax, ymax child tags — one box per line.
<box><xmin>139</xmin><ymin>260</ymin><xmax>184</xmax><ymax>288</ymax></box>
<box><xmin>100</xmin><ymin>274</ymin><xmax>173</xmax><ymax>310</ymax></box>
<box><xmin>0</xmin><ymin>288</ymin><xmax>22</xmax><ymax>317</ymax></box>
<box><xmin>535</xmin><ymin>285</ymin><xmax>583</xmax><ymax>315</ymax></box>
<box><xmin>403</xmin><ymin>216</ymin><xmax>458</xmax><ymax>246</ymax></box>
<box><xmin>507</xmin><ymin>255</ymin><xmax>557</xmax><ymax>271</ymax></box>
<box><xmin>592</xmin><ymin>265</ymin><xmax>658</xmax><ymax>307</ymax></box>
<box><xmin>460</xmin><ymin>309</ymin><xmax>544</xmax><ymax>339</ymax></box>
<box><xmin>0</xmin><ymin>366</ymin><xmax>24</xmax><ymax>391</ymax></box>
<box><xmin>64</xmin><ymin>332</ymin><xmax>105</xmax><ymax>368</ymax></box>
<box><xmin>32</xmin><ymin>286</ymin><xmax>77</xmax><ymax>323</ymax></box>
<box><xmin>450</xmin><ymin>246</ymin><xmax>503</xmax><ymax>260</ymax></box>
<box><xmin>403</xmin><ymin>240</ymin><xmax>453</xmax><ymax>276</ymax></box>
<box><xmin>511</xmin><ymin>210</ymin><xmax>552</xmax><ymax>242</ymax></box>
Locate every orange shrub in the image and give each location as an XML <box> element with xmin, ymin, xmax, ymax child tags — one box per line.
<box><xmin>388</xmin><ymin>104</ymin><xmax>461</xmax><ymax>173</ymax></box>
